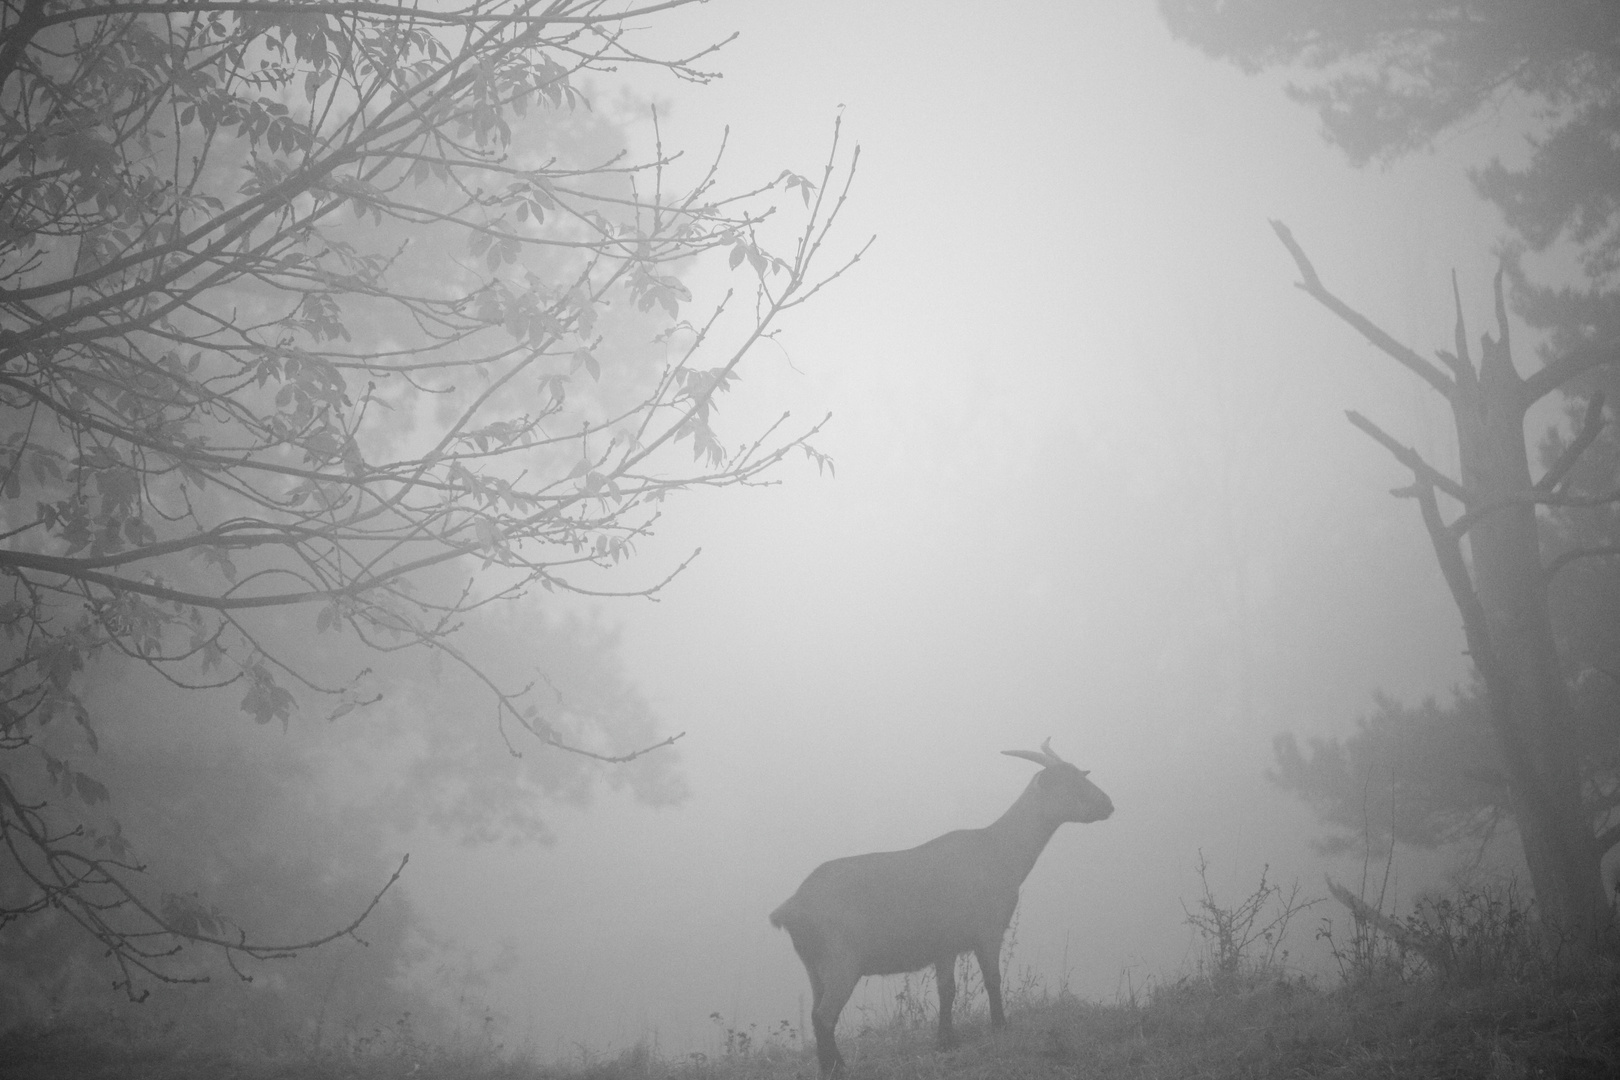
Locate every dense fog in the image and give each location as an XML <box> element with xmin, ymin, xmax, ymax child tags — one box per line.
<box><xmin>5</xmin><ymin>0</ymin><xmax>1561</xmax><ymax>1063</ymax></box>
<box><xmin>411</xmin><ymin>0</ymin><xmax>1527</xmax><ymax>1054</ymax></box>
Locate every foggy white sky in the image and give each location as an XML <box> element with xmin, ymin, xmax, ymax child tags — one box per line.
<box><xmin>401</xmin><ymin>0</ymin><xmax>1538</xmax><ymax>1058</ymax></box>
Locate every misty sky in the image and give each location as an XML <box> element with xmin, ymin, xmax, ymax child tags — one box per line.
<box><xmin>395</xmin><ymin>0</ymin><xmax>1536</xmax><ymax>1058</ymax></box>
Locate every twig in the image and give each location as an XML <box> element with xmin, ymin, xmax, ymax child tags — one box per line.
<box><xmin>1536</xmin><ymin>390</ymin><xmax>1607</xmax><ymax>494</ymax></box>
<box><xmin>1345</xmin><ymin>410</ymin><xmax>1474</xmax><ymax>504</ymax></box>
<box><xmin>1271</xmin><ymin>220</ymin><xmax>1456</xmax><ymax>399</ymax></box>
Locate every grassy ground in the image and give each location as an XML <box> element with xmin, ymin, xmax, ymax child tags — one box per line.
<box><xmin>7</xmin><ymin>880</ymin><xmax>1619</xmax><ymax>1079</ymax></box>
<box><xmin>5</xmin><ymin>967</ymin><xmax>1619</xmax><ymax>1080</ymax></box>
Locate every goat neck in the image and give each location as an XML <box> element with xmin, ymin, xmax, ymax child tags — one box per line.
<box><xmin>983</xmin><ymin>773</ymin><xmax>1064</xmax><ymax>886</ymax></box>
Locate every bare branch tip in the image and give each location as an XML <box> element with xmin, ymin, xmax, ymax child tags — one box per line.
<box><xmin>1269</xmin><ymin>219</ymin><xmax>1319</xmax><ymax>289</ymax></box>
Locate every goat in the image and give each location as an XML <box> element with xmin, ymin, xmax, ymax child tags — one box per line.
<box><xmin>769</xmin><ymin>739</ymin><xmax>1112</xmax><ymax>1076</ymax></box>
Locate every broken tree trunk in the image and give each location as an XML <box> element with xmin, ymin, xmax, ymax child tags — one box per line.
<box><xmin>1272</xmin><ymin>222</ymin><xmax>1616</xmax><ymax>952</ymax></box>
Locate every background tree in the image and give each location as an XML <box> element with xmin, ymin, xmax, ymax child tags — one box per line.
<box><xmin>1161</xmin><ymin>1</ymin><xmax>1620</xmax><ymax>946</ymax></box>
<box><xmin>0</xmin><ymin>0</ymin><xmax>863</xmax><ymax>1000</ymax></box>
<box><xmin>1270</xmin><ymin>684</ymin><xmax>1511</xmax><ymax>860</ymax></box>
<box><xmin>1</xmin><ymin>598</ymin><xmax>673</xmax><ymax>1047</ymax></box>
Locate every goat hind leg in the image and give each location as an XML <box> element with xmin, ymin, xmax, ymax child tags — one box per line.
<box><xmin>811</xmin><ymin>965</ymin><xmax>857</xmax><ymax>1077</ymax></box>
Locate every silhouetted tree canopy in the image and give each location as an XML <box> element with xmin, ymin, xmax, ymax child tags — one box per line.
<box><xmin>1163</xmin><ymin>1</ymin><xmax>1620</xmax><ymax>325</ymax></box>
<box><xmin>0</xmin><ymin>0</ymin><xmax>862</xmax><ymax>1000</ymax></box>
<box><xmin>1271</xmin><ymin>686</ymin><xmax>1509</xmax><ymax>857</ymax></box>
<box><xmin>1</xmin><ymin>599</ymin><xmax>673</xmax><ymax>1044</ymax></box>
<box><xmin>1164</xmin><ymin>3</ymin><xmax>1620</xmax><ymax>940</ymax></box>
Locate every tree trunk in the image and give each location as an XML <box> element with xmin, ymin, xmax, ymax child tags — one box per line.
<box><xmin>1453</xmin><ymin>329</ymin><xmax>1610</xmax><ymax>951</ymax></box>
<box><xmin>1270</xmin><ymin>221</ymin><xmax>1615</xmax><ymax>952</ymax></box>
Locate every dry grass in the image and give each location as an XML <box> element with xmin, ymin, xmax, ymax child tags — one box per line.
<box><xmin>5</xmin><ymin>968</ymin><xmax>1618</xmax><ymax>1080</ymax></box>
<box><xmin>7</xmin><ymin>877</ymin><xmax>1620</xmax><ymax>1080</ymax></box>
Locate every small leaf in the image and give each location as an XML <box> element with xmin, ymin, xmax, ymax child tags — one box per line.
<box><xmin>73</xmin><ymin>704</ymin><xmax>98</xmax><ymax>752</ymax></box>
<box><xmin>73</xmin><ymin>771</ymin><xmax>110</xmax><ymax>805</ymax></box>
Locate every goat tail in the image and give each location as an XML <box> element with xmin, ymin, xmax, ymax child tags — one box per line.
<box><xmin>768</xmin><ymin>896</ymin><xmax>800</xmax><ymax>930</ymax></box>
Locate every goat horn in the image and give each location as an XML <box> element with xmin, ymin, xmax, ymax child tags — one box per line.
<box><xmin>1003</xmin><ymin>738</ymin><xmax>1070</xmax><ymax>768</ymax></box>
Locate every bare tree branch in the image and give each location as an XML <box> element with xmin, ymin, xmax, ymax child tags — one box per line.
<box><xmin>1537</xmin><ymin>391</ymin><xmax>1608</xmax><ymax>494</ymax></box>
<box><xmin>1434</xmin><ymin>269</ymin><xmax>1479</xmax><ymax>388</ymax></box>
<box><xmin>1523</xmin><ymin>336</ymin><xmax>1620</xmax><ymax>405</ymax></box>
<box><xmin>1346</xmin><ymin>410</ymin><xmax>1475</xmax><ymax>504</ymax></box>
<box><xmin>1546</xmin><ymin>545</ymin><xmax>1620</xmax><ymax>581</ymax></box>
<box><xmin>1271</xmin><ymin>220</ymin><xmax>1456</xmax><ymax>399</ymax></box>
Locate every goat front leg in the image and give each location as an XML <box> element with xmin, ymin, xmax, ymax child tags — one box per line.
<box><xmin>975</xmin><ymin>944</ymin><xmax>1005</xmax><ymax>1028</ymax></box>
<box><xmin>934</xmin><ymin>955</ymin><xmax>958</xmax><ymax>1049</ymax></box>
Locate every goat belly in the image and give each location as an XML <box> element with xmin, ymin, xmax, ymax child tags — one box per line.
<box><xmin>849</xmin><ymin>897</ymin><xmax>1003</xmax><ymax>976</ymax></box>
<box><xmin>785</xmin><ymin>841</ymin><xmax>1016</xmax><ymax>977</ymax></box>
<box><xmin>860</xmin><ymin>937</ymin><xmax>969</xmax><ymax>977</ymax></box>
